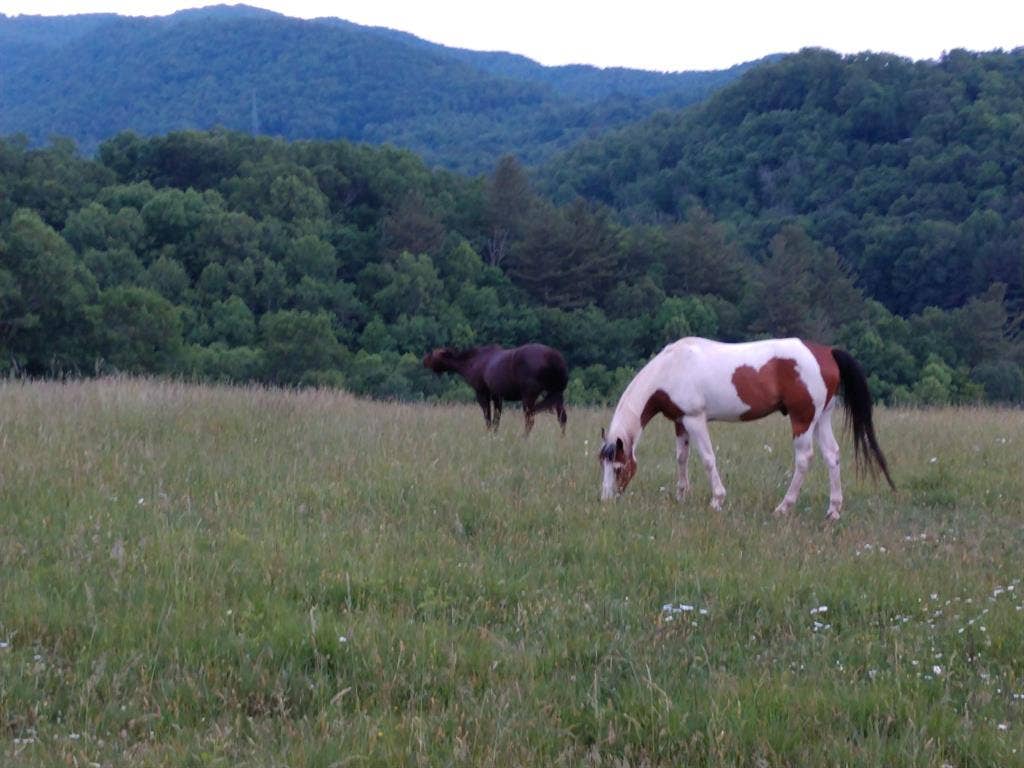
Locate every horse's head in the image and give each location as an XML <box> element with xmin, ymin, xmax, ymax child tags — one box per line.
<box><xmin>423</xmin><ymin>347</ymin><xmax>454</xmax><ymax>373</ymax></box>
<box><xmin>599</xmin><ymin>428</ymin><xmax>636</xmax><ymax>500</ymax></box>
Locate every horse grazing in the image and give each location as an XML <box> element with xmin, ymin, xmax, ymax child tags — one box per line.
<box><xmin>599</xmin><ymin>337</ymin><xmax>894</xmax><ymax>519</ymax></box>
<box><xmin>424</xmin><ymin>343</ymin><xmax>569</xmax><ymax>435</ymax></box>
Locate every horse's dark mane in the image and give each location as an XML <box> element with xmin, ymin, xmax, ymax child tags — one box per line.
<box><xmin>445</xmin><ymin>345</ymin><xmax>499</xmax><ymax>362</ymax></box>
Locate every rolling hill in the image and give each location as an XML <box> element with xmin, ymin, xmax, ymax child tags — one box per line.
<box><xmin>0</xmin><ymin>4</ymin><xmax>766</xmax><ymax>172</ymax></box>
<box><xmin>544</xmin><ymin>47</ymin><xmax>1024</xmax><ymax>316</ymax></box>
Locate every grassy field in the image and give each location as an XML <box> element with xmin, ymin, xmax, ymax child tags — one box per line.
<box><xmin>1</xmin><ymin>378</ymin><xmax>1022</xmax><ymax>767</ymax></box>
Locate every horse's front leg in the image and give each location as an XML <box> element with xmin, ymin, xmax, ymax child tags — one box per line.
<box><xmin>682</xmin><ymin>414</ymin><xmax>725</xmax><ymax>509</ymax></box>
<box><xmin>774</xmin><ymin>429</ymin><xmax>815</xmax><ymax>516</ymax></box>
<box><xmin>491</xmin><ymin>397</ymin><xmax>502</xmax><ymax>432</ymax></box>
<box><xmin>476</xmin><ymin>391</ymin><xmax>492</xmax><ymax>430</ymax></box>
<box><xmin>521</xmin><ymin>394</ymin><xmax>537</xmax><ymax>437</ymax></box>
<box><xmin>675</xmin><ymin>421</ymin><xmax>690</xmax><ymax>501</ymax></box>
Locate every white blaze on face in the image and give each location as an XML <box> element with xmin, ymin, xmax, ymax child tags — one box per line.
<box><xmin>601</xmin><ymin>459</ymin><xmax>618</xmax><ymax>500</ymax></box>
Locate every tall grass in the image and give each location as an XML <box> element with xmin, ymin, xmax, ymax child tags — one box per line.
<box><xmin>1</xmin><ymin>378</ymin><xmax>1022</xmax><ymax>766</ymax></box>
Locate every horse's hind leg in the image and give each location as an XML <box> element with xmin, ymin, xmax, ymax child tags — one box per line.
<box><xmin>814</xmin><ymin>405</ymin><xmax>843</xmax><ymax>520</ymax></box>
<box><xmin>774</xmin><ymin>428</ymin><xmax>815</xmax><ymax>516</ymax></box>
<box><xmin>534</xmin><ymin>390</ymin><xmax>568</xmax><ymax>435</ymax></box>
<box><xmin>682</xmin><ymin>414</ymin><xmax>725</xmax><ymax>509</ymax></box>
<box><xmin>552</xmin><ymin>393</ymin><xmax>567</xmax><ymax>435</ymax></box>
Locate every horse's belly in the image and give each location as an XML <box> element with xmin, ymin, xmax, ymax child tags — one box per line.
<box><xmin>700</xmin><ymin>388</ymin><xmax>755</xmax><ymax>422</ymax></box>
<box><xmin>486</xmin><ymin>377</ymin><xmax>521</xmax><ymax>400</ymax></box>
<box><xmin>706</xmin><ymin>403</ymin><xmax>763</xmax><ymax>422</ymax></box>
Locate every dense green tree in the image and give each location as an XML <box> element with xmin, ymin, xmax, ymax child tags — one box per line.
<box><xmin>549</xmin><ymin>48</ymin><xmax>1024</xmax><ymax>317</ymax></box>
<box><xmin>1</xmin><ymin>124</ymin><xmax>1020</xmax><ymax>404</ymax></box>
<box><xmin>207</xmin><ymin>295</ymin><xmax>257</xmax><ymax>347</ymax></box>
<box><xmin>81</xmin><ymin>246</ymin><xmax>144</xmax><ymax>289</ymax></box>
<box><xmin>661</xmin><ymin>208</ymin><xmax>751</xmax><ymax>303</ymax></box>
<box><xmin>143</xmin><ymin>254</ymin><xmax>191</xmax><ymax>304</ymax></box>
<box><xmin>259</xmin><ymin>309</ymin><xmax>342</xmax><ymax>384</ymax></box>
<box><xmin>0</xmin><ymin>208</ymin><xmax>97</xmax><ymax>372</ymax></box>
<box><xmin>284</xmin><ymin>234</ymin><xmax>337</xmax><ymax>283</ymax></box>
<box><xmin>63</xmin><ymin>202</ymin><xmax>145</xmax><ymax>253</ymax></box>
<box><xmin>749</xmin><ymin>224</ymin><xmax>862</xmax><ymax>340</ymax></box>
<box><xmin>363</xmin><ymin>251</ymin><xmax>445</xmax><ymax>322</ymax></box>
<box><xmin>89</xmin><ymin>286</ymin><xmax>183</xmax><ymax>373</ymax></box>
<box><xmin>508</xmin><ymin>199</ymin><xmax>621</xmax><ymax>309</ymax></box>
<box><xmin>485</xmin><ymin>155</ymin><xmax>534</xmax><ymax>267</ymax></box>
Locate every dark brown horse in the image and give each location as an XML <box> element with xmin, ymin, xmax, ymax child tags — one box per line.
<box><xmin>423</xmin><ymin>343</ymin><xmax>569</xmax><ymax>435</ymax></box>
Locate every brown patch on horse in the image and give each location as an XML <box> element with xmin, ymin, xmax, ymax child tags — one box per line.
<box><xmin>731</xmin><ymin>358</ymin><xmax>816</xmax><ymax>436</ymax></box>
<box><xmin>640</xmin><ymin>389</ymin><xmax>684</xmax><ymax>427</ymax></box>
<box><xmin>801</xmin><ymin>340</ymin><xmax>839</xmax><ymax>405</ymax></box>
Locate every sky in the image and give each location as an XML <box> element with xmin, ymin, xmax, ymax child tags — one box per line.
<box><xmin>2</xmin><ymin>0</ymin><xmax>1022</xmax><ymax>71</ymax></box>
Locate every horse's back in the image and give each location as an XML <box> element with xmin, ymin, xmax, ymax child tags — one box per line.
<box><xmin>485</xmin><ymin>344</ymin><xmax>567</xmax><ymax>398</ymax></box>
<box><xmin>520</xmin><ymin>344</ymin><xmax>568</xmax><ymax>390</ymax></box>
<box><xmin>652</xmin><ymin>337</ymin><xmax>832</xmax><ymax>424</ymax></box>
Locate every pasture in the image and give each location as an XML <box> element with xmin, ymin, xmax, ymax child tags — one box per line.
<box><xmin>1</xmin><ymin>378</ymin><xmax>1022</xmax><ymax>767</ymax></box>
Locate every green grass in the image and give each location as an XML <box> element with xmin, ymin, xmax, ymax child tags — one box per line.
<box><xmin>1</xmin><ymin>378</ymin><xmax>1023</xmax><ymax>766</ymax></box>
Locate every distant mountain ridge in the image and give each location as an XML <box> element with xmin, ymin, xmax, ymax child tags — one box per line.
<box><xmin>0</xmin><ymin>4</ymin><xmax>770</xmax><ymax>171</ymax></box>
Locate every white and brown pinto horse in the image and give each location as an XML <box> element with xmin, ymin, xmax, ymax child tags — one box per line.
<box><xmin>599</xmin><ymin>337</ymin><xmax>894</xmax><ymax>519</ymax></box>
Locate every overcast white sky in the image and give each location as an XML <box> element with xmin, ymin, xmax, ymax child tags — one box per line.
<box><xmin>2</xmin><ymin>0</ymin><xmax>1022</xmax><ymax>71</ymax></box>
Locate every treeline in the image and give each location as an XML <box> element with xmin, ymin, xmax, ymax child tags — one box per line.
<box><xmin>1</xmin><ymin>129</ymin><xmax>1020</xmax><ymax>404</ymax></box>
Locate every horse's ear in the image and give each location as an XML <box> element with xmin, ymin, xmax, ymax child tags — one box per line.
<box><xmin>600</xmin><ymin>427</ymin><xmax>606</xmax><ymax>441</ymax></box>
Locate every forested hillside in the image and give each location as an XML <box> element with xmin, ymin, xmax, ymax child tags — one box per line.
<box><xmin>0</xmin><ymin>5</ymin><xmax>759</xmax><ymax>172</ymax></box>
<box><xmin>547</xmin><ymin>48</ymin><xmax>1024</xmax><ymax>319</ymax></box>
<box><xmin>1</xmin><ymin>124</ymin><xmax>1020</xmax><ymax>404</ymax></box>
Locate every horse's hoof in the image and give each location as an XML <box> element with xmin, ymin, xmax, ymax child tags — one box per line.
<box><xmin>675</xmin><ymin>488</ymin><xmax>689</xmax><ymax>502</ymax></box>
<box><xmin>824</xmin><ymin>509</ymin><xmax>841</xmax><ymax>522</ymax></box>
<box><xmin>773</xmin><ymin>503</ymin><xmax>791</xmax><ymax>517</ymax></box>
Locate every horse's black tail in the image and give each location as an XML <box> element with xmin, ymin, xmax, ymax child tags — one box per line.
<box><xmin>535</xmin><ymin>389</ymin><xmax>566</xmax><ymax>418</ymax></box>
<box><xmin>832</xmin><ymin>348</ymin><xmax>896</xmax><ymax>491</ymax></box>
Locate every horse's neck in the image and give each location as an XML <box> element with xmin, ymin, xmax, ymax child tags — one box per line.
<box><xmin>449</xmin><ymin>349</ymin><xmax>490</xmax><ymax>381</ymax></box>
<box><xmin>609</xmin><ymin>366</ymin><xmax>659</xmax><ymax>447</ymax></box>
